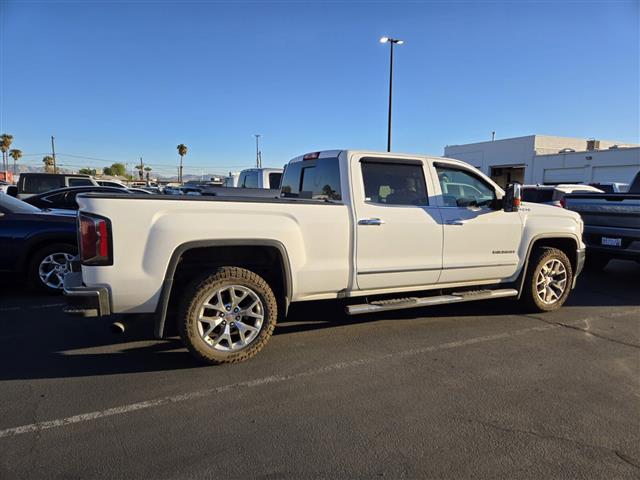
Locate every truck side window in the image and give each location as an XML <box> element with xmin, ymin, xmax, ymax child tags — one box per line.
<box><xmin>23</xmin><ymin>176</ymin><xmax>64</xmax><ymax>194</ymax></box>
<box><xmin>281</xmin><ymin>158</ymin><xmax>341</xmax><ymax>201</ymax></box>
<box><xmin>361</xmin><ymin>161</ymin><xmax>428</xmax><ymax>206</ymax></box>
<box><xmin>268</xmin><ymin>172</ymin><xmax>282</xmax><ymax>189</ymax></box>
<box><xmin>436</xmin><ymin>165</ymin><xmax>495</xmax><ymax>207</ymax></box>
<box><xmin>242</xmin><ymin>172</ymin><xmax>259</xmax><ymax>188</ymax></box>
<box><xmin>68</xmin><ymin>178</ymin><xmax>94</xmax><ymax>187</ymax></box>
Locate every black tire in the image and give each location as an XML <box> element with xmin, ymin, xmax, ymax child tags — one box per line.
<box><xmin>29</xmin><ymin>243</ymin><xmax>77</xmax><ymax>293</ymax></box>
<box><xmin>520</xmin><ymin>247</ymin><xmax>573</xmax><ymax>313</ymax></box>
<box><xmin>178</xmin><ymin>267</ymin><xmax>278</xmax><ymax>365</ymax></box>
<box><xmin>584</xmin><ymin>253</ymin><xmax>610</xmax><ymax>272</ymax></box>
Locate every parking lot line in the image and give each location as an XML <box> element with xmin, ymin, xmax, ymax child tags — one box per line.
<box><xmin>0</xmin><ymin>324</ymin><xmax>555</xmax><ymax>439</ymax></box>
<box><xmin>0</xmin><ymin>303</ymin><xmax>65</xmax><ymax>312</ymax></box>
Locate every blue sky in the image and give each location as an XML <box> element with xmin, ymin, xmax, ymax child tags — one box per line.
<box><xmin>1</xmin><ymin>0</ymin><xmax>638</xmax><ymax>176</ymax></box>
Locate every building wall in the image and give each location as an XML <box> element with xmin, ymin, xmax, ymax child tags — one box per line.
<box><xmin>444</xmin><ymin>135</ymin><xmax>536</xmax><ymax>180</ymax></box>
<box><xmin>531</xmin><ymin>147</ymin><xmax>640</xmax><ymax>184</ymax></box>
<box><xmin>444</xmin><ymin>135</ymin><xmax>639</xmax><ymax>184</ymax></box>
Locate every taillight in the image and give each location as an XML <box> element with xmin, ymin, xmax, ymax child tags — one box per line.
<box><xmin>303</xmin><ymin>152</ymin><xmax>320</xmax><ymax>160</ymax></box>
<box><xmin>560</xmin><ymin>198</ymin><xmax>566</xmax><ymax>208</ymax></box>
<box><xmin>79</xmin><ymin>213</ymin><xmax>112</xmax><ymax>265</ymax></box>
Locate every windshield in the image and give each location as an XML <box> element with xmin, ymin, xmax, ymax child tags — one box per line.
<box><xmin>0</xmin><ymin>192</ymin><xmax>42</xmax><ymax>214</ymax></box>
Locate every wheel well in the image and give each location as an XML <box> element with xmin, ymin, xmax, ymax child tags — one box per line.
<box><xmin>162</xmin><ymin>245</ymin><xmax>289</xmax><ymax>335</ymax></box>
<box><xmin>529</xmin><ymin>237</ymin><xmax>578</xmax><ymax>272</ymax></box>
<box><xmin>22</xmin><ymin>236</ymin><xmax>77</xmax><ymax>273</ymax></box>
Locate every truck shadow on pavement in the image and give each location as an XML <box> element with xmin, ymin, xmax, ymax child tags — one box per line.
<box><xmin>0</xmin><ymin>261</ymin><xmax>637</xmax><ymax>381</ymax></box>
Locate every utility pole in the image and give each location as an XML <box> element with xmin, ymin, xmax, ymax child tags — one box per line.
<box><xmin>51</xmin><ymin>136</ymin><xmax>57</xmax><ymax>173</ymax></box>
<box><xmin>138</xmin><ymin>157</ymin><xmax>144</xmax><ymax>181</ymax></box>
<box><xmin>254</xmin><ymin>134</ymin><xmax>261</xmax><ymax>168</ymax></box>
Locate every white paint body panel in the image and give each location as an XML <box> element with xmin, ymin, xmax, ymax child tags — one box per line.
<box><xmin>77</xmin><ymin>150</ymin><xmax>584</xmax><ymax>314</ymax></box>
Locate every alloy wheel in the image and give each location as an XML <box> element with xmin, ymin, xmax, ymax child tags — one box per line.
<box><xmin>196</xmin><ymin>285</ymin><xmax>264</xmax><ymax>352</ymax></box>
<box><xmin>535</xmin><ymin>259</ymin><xmax>567</xmax><ymax>305</ymax></box>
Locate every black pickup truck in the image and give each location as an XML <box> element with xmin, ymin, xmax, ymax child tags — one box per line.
<box><xmin>565</xmin><ymin>171</ymin><xmax>640</xmax><ymax>270</ymax></box>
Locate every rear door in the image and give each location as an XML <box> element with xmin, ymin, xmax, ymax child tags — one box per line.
<box><xmin>434</xmin><ymin>162</ymin><xmax>522</xmax><ymax>283</ymax></box>
<box><xmin>352</xmin><ymin>156</ymin><xmax>443</xmax><ymax>290</ymax></box>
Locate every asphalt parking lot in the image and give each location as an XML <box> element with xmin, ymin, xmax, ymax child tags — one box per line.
<box><xmin>0</xmin><ymin>261</ymin><xmax>638</xmax><ymax>479</ymax></box>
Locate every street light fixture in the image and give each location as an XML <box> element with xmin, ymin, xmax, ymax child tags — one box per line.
<box><xmin>380</xmin><ymin>36</ymin><xmax>404</xmax><ymax>152</ymax></box>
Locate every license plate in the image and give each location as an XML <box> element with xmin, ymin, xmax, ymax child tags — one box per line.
<box><xmin>601</xmin><ymin>237</ymin><xmax>622</xmax><ymax>247</ymax></box>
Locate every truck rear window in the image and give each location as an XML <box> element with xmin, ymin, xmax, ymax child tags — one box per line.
<box><xmin>281</xmin><ymin>157</ymin><xmax>341</xmax><ymax>201</ymax></box>
<box><xmin>522</xmin><ymin>188</ymin><xmax>554</xmax><ymax>203</ymax></box>
<box><xmin>22</xmin><ymin>176</ymin><xmax>64</xmax><ymax>194</ymax></box>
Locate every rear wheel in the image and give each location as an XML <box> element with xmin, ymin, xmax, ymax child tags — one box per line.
<box><xmin>178</xmin><ymin>267</ymin><xmax>278</xmax><ymax>365</ymax></box>
<box><xmin>29</xmin><ymin>243</ymin><xmax>77</xmax><ymax>293</ymax></box>
<box><xmin>521</xmin><ymin>247</ymin><xmax>573</xmax><ymax>312</ymax></box>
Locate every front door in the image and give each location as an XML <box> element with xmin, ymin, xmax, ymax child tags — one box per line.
<box><xmin>435</xmin><ymin>163</ymin><xmax>523</xmax><ymax>284</ymax></box>
<box><xmin>354</xmin><ymin>157</ymin><xmax>443</xmax><ymax>290</ymax></box>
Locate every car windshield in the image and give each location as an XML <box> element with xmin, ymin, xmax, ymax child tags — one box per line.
<box><xmin>0</xmin><ymin>192</ymin><xmax>42</xmax><ymax>214</ymax></box>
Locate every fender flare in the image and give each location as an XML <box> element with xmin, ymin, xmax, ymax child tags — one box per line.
<box><xmin>153</xmin><ymin>239</ymin><xmax>293</xmax><ymax>338</ymax></box>
<box><xmin>516</xmin><ymin>233</ymin><xmax>581</xmax><ymax>299</ymax></box>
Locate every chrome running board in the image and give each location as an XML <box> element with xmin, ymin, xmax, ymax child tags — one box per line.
<box><xmin>345</xmin><ymin>288</ymin><xmax>518</xmax><ymax>315</ymax></box>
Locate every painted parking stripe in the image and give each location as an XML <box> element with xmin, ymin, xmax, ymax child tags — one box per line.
<box><xmin>0</xmin><ymin>303</ymin><xmax>64</xmax><ymax>312</ymax></box>
<box><xmin>0</xmin><ymin>324</ymin><xmax>555</xmax><ymax>439</ymax></box>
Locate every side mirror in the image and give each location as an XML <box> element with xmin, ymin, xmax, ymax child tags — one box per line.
<box><xmin>503</xmin><ymin>183</ymin><xmax>521</xmax><ymax>212</ymax></box>
<box><xmin>6</xmin><ymin>185</ymin><xmax>17</xmax><ymax>197</ymax></box>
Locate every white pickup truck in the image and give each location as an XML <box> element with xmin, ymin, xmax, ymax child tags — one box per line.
<box><xmin>65</xmin><ymin>150</ymin><xmax>585</xmax><ymax>364</ymax></box>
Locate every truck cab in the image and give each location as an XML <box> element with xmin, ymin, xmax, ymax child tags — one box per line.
<box><xmin>237</xmin><ymin>168</ymin><xmax>283</xmax><ymax>189</ymax></box>
<box><xmin>17</xmin><ymin>173</ymin><xmax>99</xmax><ymax>199</ymax></box>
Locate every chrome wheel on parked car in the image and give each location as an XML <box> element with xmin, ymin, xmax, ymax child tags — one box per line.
<box><xmin>196</xmin><ymin>285</ymin><xmax>264</xmax><ymax>352</ymax></box>
<box><xmin>38</xmin><ymin>252</ymin><xmax>74</xmax><ymax>290</ymax></box>
<box><xmin>535</xmin><ymin>259</ymin><xmax>568</xmax><ymax>305</ymax></box>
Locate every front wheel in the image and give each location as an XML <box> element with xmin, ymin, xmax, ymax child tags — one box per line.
<box><xmin>178</xmin><ymin>267</ymin><xmax>278</xmax><ymax>365</ymax></box>
<box><xmin>520</xmin><ymin>247</ymin><xmax>573</xmax><ymax>312</ymax></box>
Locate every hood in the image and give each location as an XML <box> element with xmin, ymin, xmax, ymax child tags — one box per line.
<box><xmin>520</xmin><ymin>201</ymin><xmax>582</xmax><ymax>223</ymax></box>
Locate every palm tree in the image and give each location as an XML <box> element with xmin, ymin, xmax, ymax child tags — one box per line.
<box><xmin>144</xmin><ymin>166</ymin><xmax>152</xmax><ymax>185</ymax></box>
<box><xmin>42</xmin><ymin>155</ymin><xmax>55</xmax><ymax>173</ymax></box>
<box><xmin>177</xmin><ymin>144</ymin><xmax>188</xmax><ymax>184</ymax></box>
<box><xmin>9</xmin><ymin>149</ymin><xmax>22</xmax><ymax>176</ymax></box>
<box><xmin>1</xmin><ymin>133</ymin><xmax>14</xmax><ymax>173</ymax></box>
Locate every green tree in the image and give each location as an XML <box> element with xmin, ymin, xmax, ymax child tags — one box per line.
<box><xmin>42</xmin><ymin>155</ymin><xmax>55</xmax><ymax>173</ymax></box>
<box><xmin>110</xmin><ymin>162</ymin><xmax>126</xmax><ymax>177</ymax></box>
<box><xmin>9</xmin><ymin>149</ymin><xmax>22</xmax><ymax>175</ymax></box>
<box><xmin>79</xmin><ymin>168</ymin><xmax>97</xmax><ymax>175</ymax></box>
<box><xmin>103</xmin><ymin>166</ymin><xmax>113</xmax><ymax>176</ymax></box>
<box><xmin>177</xmin><ymin>144</ymin><xmax>188</xmax><ymax>184</ymax></box>
<box><xmin>1</xmin><ymin>133</ymin><xmax>14</xmax><ymax>173</ymax></box>
<box><xmin>144</xmin><ymin>166</ymin><xmax>152</xmax><ymax>183</ymax></box>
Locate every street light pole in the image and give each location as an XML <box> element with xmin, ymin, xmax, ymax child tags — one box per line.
<box><xmin>380</xmin><ymin>36</ymin><xmax>404</xmax><ymax>152</ymax></box>
<box><xmin>254</xmin><ymin>134</ymin><xmax>261</xmax><ymax>168</ymax></box>
<box><xmin>51</xmin><ymin>135</ymin><xmax>57</xmax><ymax>174</ymax></box>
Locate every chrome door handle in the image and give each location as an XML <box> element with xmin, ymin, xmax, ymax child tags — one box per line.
<box><xmin>358</xmin><ymin>218</ymin><xmax>385</xmax><ymax>226</ymax></box>
<box><xmin>445</xmin><ymin>218</ymin><xmax>465</xmax><ymax>226</ymax></box>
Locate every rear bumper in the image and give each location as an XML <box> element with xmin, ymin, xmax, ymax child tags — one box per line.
<box><xmin>583</xmin><ymin>225</ymin><xmax>640</xmax><ymax>260</ymax></box>
<box><xmin>63</xmin><ymin>272</ymin><xmax>111</xmax><ymax>318</ymax></box>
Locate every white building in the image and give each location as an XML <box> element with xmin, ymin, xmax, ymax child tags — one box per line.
<box><xmin>443</xmin><ymin>135</ymin><xmax>639</xmax><ymax>187</ymax></box>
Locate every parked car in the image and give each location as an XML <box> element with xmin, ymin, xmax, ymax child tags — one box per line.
<box><xmin>224</xmin><ymin>172</ymin><xmax>240</xmax><ymax>188</ymax></box>
<box><xmin>127</xmin><ymin>187</ymin><xmax>153</xmax><ymax>194</ymax></box>
<box><xmin>65</xmin><ymin>149</ymin><xmax>586</xmax><ymax>365</ymax></box>
<box><xmin>16</xmin><ymin>173</ymin><xmax>99</xmax><ymax>199</ymax></box>
<box><xmin>521</xmin><ymin>184</ymin><xmax>604</xmax><ymax>207</ymax></box>
<box><xmin>97</xmin><ymin>179</ymin><xmax>128</xmax><ymax>189</ymax></box>
<box><xmin>23</xmin><ymin>186</ymin><xmax>133</xmax><ymax>211</ymax></box>
<box><xmin>0</xmin><ymin>193</ymin><xmax>77</xmax><ymax>292</ymax></box>
<box><xmin>565</xmin><ymin>171</ymin><xmax>640</xmax><ymax>270</ymax></box>
<box><xmin>588</xmin><ymin>182</ymin><xmax>629</xmax><ymax>193</ymax></box>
